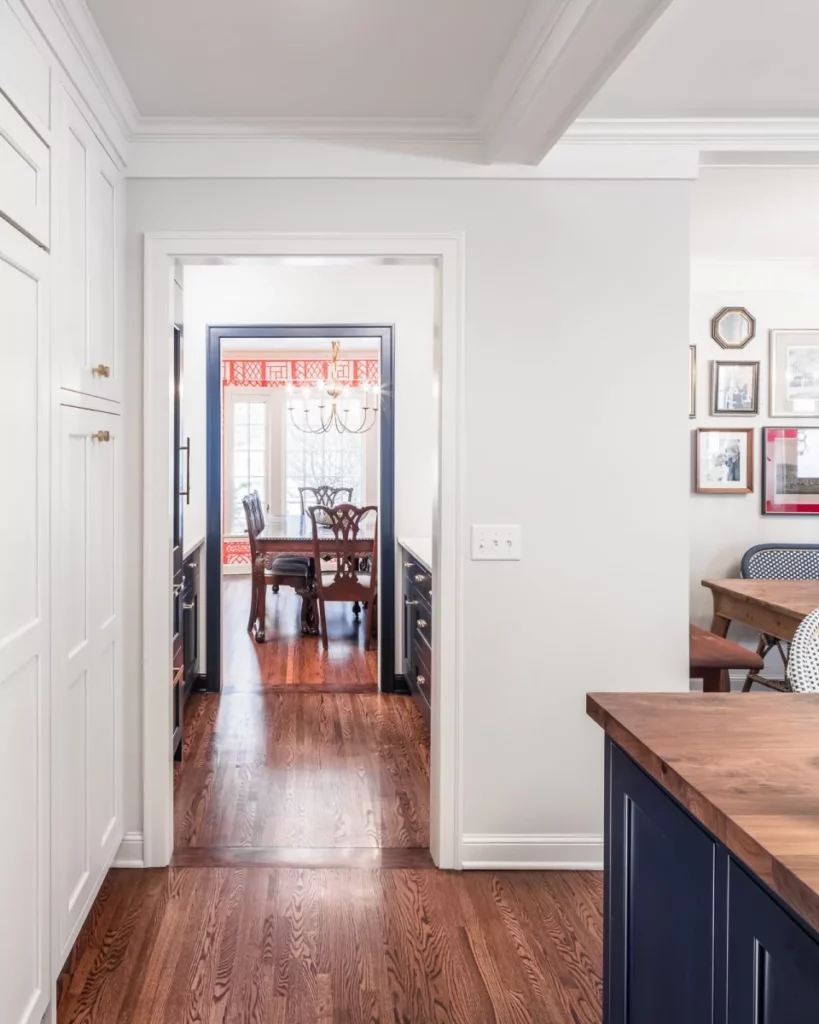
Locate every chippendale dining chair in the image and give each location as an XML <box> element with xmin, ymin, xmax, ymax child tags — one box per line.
<box><xmin>242</xmin><ymin>494</ymin><xmax>314</xmax><ymax>636</ymax></box>
<box><xmin>298</xmin><ymin>485</ymin><xmax>353</xmax><ymax>515</ymax></box>
<box><xmin>307</xmin><ymin>503</ymin><xmax>378</xmax><ymax>649</ymax></box>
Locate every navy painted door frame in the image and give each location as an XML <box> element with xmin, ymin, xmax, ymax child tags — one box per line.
<box><xmin>205</xmin><ymin>324</ymin><xmax>398</xmax><ymax>693</ymax></box>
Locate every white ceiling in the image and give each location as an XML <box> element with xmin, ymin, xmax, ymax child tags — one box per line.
<box><xmin>84</xmin><ymin>0</ymin><xmax>531</xmax><ymax>120</ymax></box>
<box><xmin>585</xmin><ymin>0</ymin><xmax>819</xmax><ymax>118</ymax></box>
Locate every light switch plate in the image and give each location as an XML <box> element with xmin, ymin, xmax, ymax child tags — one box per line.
<box><xmin>471</xmin><ymin>525</ymin><xmax>522</xmax><ymax>561</ymax></box>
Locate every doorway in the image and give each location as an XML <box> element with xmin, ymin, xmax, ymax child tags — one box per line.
<box><xmin>143</xmin><ymin>239</ymin><xmax>463</xmax><ymax>870</ymax></box>
<box><xmin>204</xmin><ymin>324</ymin><xmax>397</xmax><ymax>694</ymax></box>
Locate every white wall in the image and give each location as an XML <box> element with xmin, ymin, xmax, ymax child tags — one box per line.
<box><xmin>125</xmin><ymin>177</ymin><xmax>692</xmax><ymax>862</ymax></box>
<box><xmin>181</xmin><ymin>264</ymin><xmax>434</xmax><ymax>552</ymax></box>
<box><xmin>690</xmin><ymin>169</ymin><xmax>819</xmax><ymax>654</ymax></box>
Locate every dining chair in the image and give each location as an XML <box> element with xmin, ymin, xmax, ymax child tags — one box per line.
<box><xmin>786</xmin><ymin>607</ymin><xmax>819</xmax><ymax>692</ymax></box>
<box><xmin>740</xmin><ymin>543</ymin><xmax>819</xmax><ymax>692</ymax></box>
<box><xmin>307</xmin><ymin>503</ymin><xmax>378</xmax><ymax>649</ymax></box>
<box><xmin>251</xmin><ymin>489</ymin><xmax>310</xmax><ymax>592</ymax></box>
<box><xmin>298</xmin><ymin>485</ymin><xmax>353</xmax><ymax>514</ymax></box>
<box><xmin>242</xmin><ymin>494</ymin><xmax>314</xmax><ymax>636</ymax></box>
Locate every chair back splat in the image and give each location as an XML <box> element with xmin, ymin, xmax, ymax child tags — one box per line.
<box><xmin>298</xmin><ymin>485</ymin><xmax>353</xmax><ymax>515</ymax></box>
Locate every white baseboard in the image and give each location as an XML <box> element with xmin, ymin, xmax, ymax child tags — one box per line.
<box><xmin>223</xmin><ymin>564</ymin><xmax>251</xmax><ymax>576</ymax></box>
<box><xmin>112</xmin><ymin>831</ymin><xmax>144</xmax><ymax>868</ymax></box>
<box><xmin>460</xmin><ymin>834</ymin><xmax>603</xmax><ymax>870</ymax></box>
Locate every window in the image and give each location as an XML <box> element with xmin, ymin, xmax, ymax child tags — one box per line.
<box><xmin>230</xmin><ymin>400</ymin><xmax>267</xmax><ymax>532</ymax></box>
<box><xmin>285</xmin><ymin>400</ymin><xmax>365</xmax><ymax>514</ymax></box>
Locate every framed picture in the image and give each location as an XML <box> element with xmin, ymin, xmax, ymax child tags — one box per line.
<box><xmin>711</xmin><ymin>360</ymin><xmax>759</xmax><ymax>415</ymax></box>
<box><xmin>770</xmin><ymin>329</ymin><xmax>819</xmax><ymax>417</ymax></box>
<box><xmin>696</xmin><ymin>428</ymin><xmax>754</xmax><ymax>494</ymax></box>
<box><xmin>689</xmin><ymin>345</ymin><xmax>696</xmax><ymax>418</ymax></box>
<box><xmin>762</xmin><ymin>426</ymin><xmax>819</xmax><ymax>514</ymax></box>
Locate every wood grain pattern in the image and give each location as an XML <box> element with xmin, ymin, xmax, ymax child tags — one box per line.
<box><xmin>58</xmin><ymin>867</ymin><xmax>603</xmax><ymax>1024</ymax></box>
<box><xmin>224</xmin><ymin>577</ymin><xmax>377</xmax><ymax>692</ymax></box>
<box><xmin>587</xmin><ymin>691</ymin><xmax>819</xmax><ymax>936</ymax></box>
<box><xmin>174</xmin><ymin>691</ymin><xmax>430</xmax><ymax>850</ymax></box>
<box><xmin>703</xmin><ymin>578</ymin><xmax>819</xmax><ymax>643</ymax></box>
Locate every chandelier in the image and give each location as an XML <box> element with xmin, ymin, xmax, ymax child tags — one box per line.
<box><xmin>286</xmin><ymin>340</ymin><xmax>379</xmax><ymax>435</ymax></box>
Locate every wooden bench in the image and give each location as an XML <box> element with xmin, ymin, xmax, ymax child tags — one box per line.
<box><xmin>689</xmin><ymin>623</ymin><xmax>763</xmax><ymax>693</ymax></box>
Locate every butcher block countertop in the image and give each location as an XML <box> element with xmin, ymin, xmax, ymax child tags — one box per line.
<box><xmin>587</xmin><ymin>691</ymin><xmax>819</xmax><ymax>936</ymax></box>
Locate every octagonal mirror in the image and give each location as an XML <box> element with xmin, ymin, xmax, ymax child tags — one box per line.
<box><xmin>711</xmin><ymin>307</ymin><xmax>755</xmax><ymax>349</ymax></box>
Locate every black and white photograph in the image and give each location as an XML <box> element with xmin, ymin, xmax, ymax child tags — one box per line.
<box><xmin>696</xmin><ymin>428</ymin><xmax>754</xmax><ymax>494</ymax></box>
<box><xmin>712</xmin><ymin>360</ymin><xmax>759</xmax><ymax>415</ymax></box>
<box><xmin>770</xmin><ymin>329</ymin><xmax>819</xmax><ymax>417</ymax></box>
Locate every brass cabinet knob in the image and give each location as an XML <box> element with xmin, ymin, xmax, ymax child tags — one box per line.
<box><xmin>417</xmin><ymin>619</ymin><xmax>428</xmax><ymax>629</ymax></box>
<box><xmin>92</xmin><ymin>364</ymin><xmax>111</xmax><ymax>378</ymax></box>
<box><xmin>187</xmin><ymin>562</ymin><xmax>198</xmax><ymax>569</ymax></box>
<box><xmin>403</xmin><ymin>561</ymin><xmax>413</xmax><ymax>568</ymax></box>
<box><xmin>404</xmin><ymin>598</ymin><xmax>418</xmax><ymax>607</ymax></box>
<box><xmin>183</xmin><ymin>602</ymin><xmax>195</xmax><ymax>610</ymax></box>
<box><xmin>417</xmin><ymin>675</ymin><xmax>426</xmax><ymax>686</ymax></box>
<box><xmin>414</xmin><ymin>573</ymin><xmax>426</xmax><ymax>582</ymax></box>
<box><xmin>91</xmin><ymin>430</ymin><xmax>110</xmax><ymax>442</ymax></box>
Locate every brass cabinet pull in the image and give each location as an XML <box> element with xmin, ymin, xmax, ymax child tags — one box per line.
<box><xmin>173</xmin><ymin>577</ymin><xmax>186</xmax><ymax>596</ymax></box>
<box><xmin>403</xmin><ymin>561</ymin><xmax>413</xmax><ymax>568</ymax></box>
<box><xmin>91</xmin><ymin>430</ymin><xmax>110</xmax><ymax>442</ymax></box>
<box><xmin>188</xmin><ymin>562</ymin><xmax>198</xmax><ymax>569</ymax></box>
<box><xmin>183</xmin><ymin>602</ymin><xmax>195</xmax><ymax>610</ymax></box>
<box><xmin>417</xmin><ymin>619</ymin><xmax>428</xmax><ymax>629</ymax></box>
<box><xmin>414</xmin><ymin>573</ymin><xmax>426</xmax><ymax>582</ymax></box>
<box><xmin>417</xmin><ymin>675</ymin><xmax>426</xmax><ymax>686</ymax></box>
<box><xmin>92</xmin><ymin>364</ymin><xmax>110</xmax><ymax>378</ymax></box>
<box><xmin>404</xmin><ymin>598</ymin><xmax>418</xmax><ymax>607</ymax></box>
<box><xmin>179</xmin><ymin>437</ymin><xmax>191</xmax><ymax>505</ymax></box>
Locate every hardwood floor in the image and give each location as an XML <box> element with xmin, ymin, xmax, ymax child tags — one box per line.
<box><xmin>223</xmin><ymin>576</ymin><xmax>378</xmax><ymax>692</ymax></box>
<box><xmin>174</xmin><ymin>692</ymin><xmax>430</xmax><ymax>851</ymax></box>
<box><xmin>58</xmin><ymin>866</ymin><xmax>603</xmax><ymax>1024</ymax></box>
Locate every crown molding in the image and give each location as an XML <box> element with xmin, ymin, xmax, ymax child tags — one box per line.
<box><xmin>480</xmin><ymin>0</ymin><xmax>673</xmax><ymax>164</ymax></box>
<box><xmin>133</xmin><ymin>115</ymin><xmax>481</xmax><ymax>144</ymax></box>
<box><xmin>567</xmin><ymin>117</ymin><xmax>819</xmax><ymax>151</ymax></box>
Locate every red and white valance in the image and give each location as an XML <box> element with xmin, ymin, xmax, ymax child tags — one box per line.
<box><xmin>222</xmin><ymin>357</ymin><xmax>379</xmax><ymax>389</ymax></box>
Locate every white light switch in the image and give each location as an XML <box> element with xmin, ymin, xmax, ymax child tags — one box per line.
<box><xmin>471</xmin><ymin>525</ymin><xmax>522</xmax><ymax>561</ymax></box>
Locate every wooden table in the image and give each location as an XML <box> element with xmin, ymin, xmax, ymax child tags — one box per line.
<box><xmin>252</xmin><ymin>515</ymin><xmax>375</xmax><ymax>641</ymax></box>
<box><xmin>703</xmin><ymin>578</ymin><xmax>819</xmax><ymax>643</ymax></box>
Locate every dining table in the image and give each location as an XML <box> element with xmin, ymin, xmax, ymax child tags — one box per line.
<box><xmin>252</xmin><ymin>514</ymin><xmax>376</xmax><ymax>641</ymax></box>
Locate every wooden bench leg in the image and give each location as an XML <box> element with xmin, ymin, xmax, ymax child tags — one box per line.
<box><xmin>701</xmin><ymin>667</ymin><xmax>729</xmax><ymax>693</ymax></box>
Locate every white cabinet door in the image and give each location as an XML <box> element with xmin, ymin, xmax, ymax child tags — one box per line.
<box><xmin>0</xmin><ymin>221</ymin><xmax>50</xmax><ymax>1024</ymax></box>
<box><xmin>0</xmin><ymin>90</ymin><xmax>50</xmax><ymax>248</ymax></box>
<box><xmin>53</xmin><ymin>405</ymin><xmax>121</xmax><ymax>960</ymax></box>
<box><xmin>56</xmin><ymin>91</ymin><xmax>120</xmax><ymax>403</ymax></box>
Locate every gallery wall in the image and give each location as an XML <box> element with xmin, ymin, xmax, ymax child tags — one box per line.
<box><xmin>124</xmin><ymin>176</ymin><xmax>692</xmax><ymax>866</ymax></box>
<box><xmin>690</xmin><ymin>168</ymin><xmax>819</xmax><ymax>663</ymax></box>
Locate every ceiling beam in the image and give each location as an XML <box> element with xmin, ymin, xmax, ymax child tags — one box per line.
<box><xmin>480</xmin><ymin>0</ymin><xmax>674</xmax><ymax>165</ymax></box>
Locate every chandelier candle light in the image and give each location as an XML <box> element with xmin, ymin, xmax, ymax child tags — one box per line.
<box><xmin>286</xmin><ymin>340</ymin><xmax>379</xmax><ymax>434</ymax></box>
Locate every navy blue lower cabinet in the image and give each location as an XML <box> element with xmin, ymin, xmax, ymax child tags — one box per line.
<box><xmin>728</xmin><ymin>860</ymin><xmax>819</xmax><ymax>1023</ymax></box>
<box><xmin>605</xmin><ymin>740</ymin><xmax>725</xmax><ymax>1024</ymax></box>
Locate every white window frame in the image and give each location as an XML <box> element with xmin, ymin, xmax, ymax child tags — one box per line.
<box><xmin>223</xmin><ymin>387</ymin><xmax>271</xmax><ymax>534</ymax></box>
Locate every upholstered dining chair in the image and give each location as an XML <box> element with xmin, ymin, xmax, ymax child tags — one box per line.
<box><xmin>242</xmin><ymin>494</ymin><xmax>314</xmax><ymax>636</ymax></box>
<box><xmin>306</xmin><ymin>503</ymin><xmax>378</xmax><ymax>649</ymax></box>
<box><xmin>740</xmin><ymin>543</ymin><xmax>819</xmax><ymax>692</ymax></box>
<box><xmin>786</xmin><ymin>607</ymin><xmax>819</xmax><ymax>692</ymax></box>
<box><xmin>298</xmin><ymin>485</ymin><xmax>353</xmax><ymax>514</ymax></box>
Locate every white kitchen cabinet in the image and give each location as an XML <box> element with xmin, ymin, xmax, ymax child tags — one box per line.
<box><xmin>0</xmin><ymin>220</ymin><xmax>51</xmax><ymax>1024</ymax></box>
<box><xmin>52</xmin><ymin>403</ymin><xmax>122</xmax><ymax>961</ymax></box>
<box><xmin>0</xmin><ymin>90</ymin><xmax>50</xmax><ymax>248</ymax></box>
<box><xmin>55</xmin><ymin>90</ymin><xmax>120</xmax><ymax>404</ymax></box>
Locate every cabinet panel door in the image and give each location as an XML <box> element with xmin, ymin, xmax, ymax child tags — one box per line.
<box><xmin>0</xmin><ymin>222</ymin><xmax>50</xmax><ymax>1024</ymax></box>
<box><xmin>728</xmin><ymin>860</ymin><xmax>819</xmax><ymax>1024</ymax></box>
<box><xmin>0</xmin><ymin>91</ymin><xmax>50</xmax><ymax>247</ymax></box>
<box><xmin>53</xmin><ymin>406</ymin><xmax>121</xmax><ymax>960</ymax></box>
<box><xmin>606</xmin><ymin>741</ymin><xmax>722</xmax><ymax>1024</ymax></box>
<box><xmin>56</xmin><ymin>91</ymin><xmax>119</xmax><ymax>403</ymax></box>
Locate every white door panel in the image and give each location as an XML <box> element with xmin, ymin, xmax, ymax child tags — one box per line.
<box><xmin>0</xmin><ymin>220</ymin><xmax>50</xmax><ymax>1024</ymax></box>
<box><xmin>53</xmin><ymin>406</ymin><xmax>121</xmax><ymax>958</ymax></box>
<box><xmin>0</xmin><ymin>92</ymin><xmax>50</xmax><ymax>248</ymax></box>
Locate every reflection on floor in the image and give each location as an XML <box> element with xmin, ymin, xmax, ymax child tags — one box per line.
<box><xmin>224</xmin><ymin>575</ymin><xmax>378</xmax><ymax>693</ymax></box>
<box><xmin>58</xmin><ymin>867</ymin><xmax>603</xmax><ymax>1023</ymax></box>
<box><xmin>173</xmin><ymin>691</ymin><xmax>430</xmax><ymax>857</ymax></box>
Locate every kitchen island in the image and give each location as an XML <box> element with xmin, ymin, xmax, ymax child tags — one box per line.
<box><xmin>587</xmin><ymin>691</ymin><xmax>819</xmax><ymax>1024</ymax></box>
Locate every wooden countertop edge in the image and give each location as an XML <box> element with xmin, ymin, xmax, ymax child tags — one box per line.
<box><xmin>586</xmin><ymin>693</ymin><xmax>819</xmax><ymax>937</ymax></box>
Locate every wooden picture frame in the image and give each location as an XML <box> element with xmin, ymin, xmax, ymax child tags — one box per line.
<box><xmin>711</xmin><ymin>360</ymin><xmax>759</xmax><ymax>415</ymax></box>
<box><xmin>696</xmin><ymin>428</ymin><xmax>754</xmax><ymax>494</ymax></box>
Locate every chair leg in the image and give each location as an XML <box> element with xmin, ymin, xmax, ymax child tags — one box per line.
<box><xmin>318</xmin><ymin>598</ymin><xmax>329</xmax><ymax>647</ymax></box>
<box><xmin>364</xmin><ymin>598</ymin><xmax>376</xmax><ymax>651</ymax></box>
